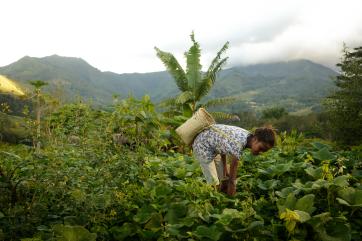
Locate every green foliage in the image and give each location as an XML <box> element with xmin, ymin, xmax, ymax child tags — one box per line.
<box><xmin>261</xmin><ymin>106</ymin><xmax>288</xmax><ymax>120</ymax></box>
<box><xmin>323</xmin><ymin>45</ymin><xmax>362</xmax><ymax>146</ymax></box>
<box><xmin>52</xmin><ymin>224</ymin><xmax>97</xmax><ymax>241</ymax></box>
<box><xmin>0</xmin><ymin>93</ymin><xmax>33</xmax><ymax>117</ymax></box>
<box><xmin>0</xmin><ymin>97</ymin><xmax>361</xmax><ymax>241</ymax></box>
<box><xmin>0</xmin><ymin>112</ymin><xmax>31</xmax><ymax>144</ymax></box>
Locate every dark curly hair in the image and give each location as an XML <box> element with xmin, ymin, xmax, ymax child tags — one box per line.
<box><xmin>253</xmin><ymin>125</ymin><xmax>277</xmax><ymax>147</ymax></box>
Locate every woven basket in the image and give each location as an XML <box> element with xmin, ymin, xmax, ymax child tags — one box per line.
<box><xmin>176</xmin><ymin>108</ymin><xmax>216</xmax><ymax>145</ymax></box>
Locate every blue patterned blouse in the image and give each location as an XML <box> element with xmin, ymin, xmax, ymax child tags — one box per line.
<box><xmin>192</xmin><ymin>124</ymin><xmax>251</xmax><ymax>161</ymax></box>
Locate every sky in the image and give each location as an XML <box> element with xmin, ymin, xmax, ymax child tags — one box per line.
<box><xmin>0</xmin><ymin>0</ymin><xmax>361</xmax><ymax>73</ymax></box>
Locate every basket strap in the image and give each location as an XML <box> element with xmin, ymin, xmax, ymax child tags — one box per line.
<box><xmin>208</xmin><ymin>125</ymin><xmax>245</xmax><ymax>150</ymax></box>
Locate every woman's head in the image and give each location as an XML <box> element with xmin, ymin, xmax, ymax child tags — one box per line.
<box><xmin>248</xmin><ymin>126</ymin><xmax>276</xmax><ymax>155</ymax></box>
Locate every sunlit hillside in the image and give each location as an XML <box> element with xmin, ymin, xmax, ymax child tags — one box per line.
<box><xmin>0</xmin><ymin>75</ymin><xmax>25</xmax><ymax>96</ymax></box>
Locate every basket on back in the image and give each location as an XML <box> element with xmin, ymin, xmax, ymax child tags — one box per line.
<box><xmin>176</xmin><ymin>108</ymin><xmax>215</xmax><ymax>145</ymax></box>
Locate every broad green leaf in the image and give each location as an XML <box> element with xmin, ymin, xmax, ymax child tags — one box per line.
<box><xmin>215</xmin><ymin>208</ymin><xmax>244</xmax><ymax>226</ymax></box>
<box><xmin>174</xmin><ymin>167</ymin><xmax>186</xmax><ymax>179</ymax></box>
<box><xmin>164</xmin><ymin>202</ymin><xmax>187</xmax><ymax>224</ymax></box>
<box><xmin>144</xmin><ymin>213</ymin><xmax>163</xmax><ymax>231</ymax></box>
<box><xmin>311</xmin><ymin>179</ymin><xmax>330</xmax><ymax>189</ymax></box>
<box><xmin>52</xmin><ymin>224</ymin><xmax>97</xmax><ymax>241</ymax></box>
<box><xmin>244</xmin><ymin>221</ymin><xmax>264</xmax><ymax>230</ymax></box>
<box><xmin>355</xmin><ymin>190</ymin><xmax>362</xmax><ymax>205</ymax></box>
<box><xmin>312</xmin><ymin>212</ymin><xmax>331</xmax><ymax>221</ymax></box>
<box><xmin>294</xmin><ymin>210</ymin><xmax>311</xmax><ymax>223</ymax></box>
<box><xmin>155</xmin><ymin>183</ymin><xmax>172</xmax><ymax>196</ymax></box>
<box><xmin>315</xmin><ymin>220</ymin><xmax>351</xmax><ymax>241</ymax></box>
<box><xmin>261</xmin><ymin>162</ymin><xmax>293</xmax><ymax>177</ymax></box>
<box><xmin>194</xmin><ymin>225</ymin><xmax>222</xmax><ymax>241</ymax></box>
<box><xmin>278</xmin><ymin>193</ymin><xmax>297</xmax><ymax>214</ymax></box>
<box><xmin>305</xmin><ymin>166</ymin><xmax>323</xmax><ymax>179</ymax></box>
<box><xmin>276</xmin><ymin>187</ymin><xmax>295</xmax><ymax>198</ymax></box>
<box><xmin>109</xmin><ymin>223</ymin><xmax>134</xmax><ymax>240</ymax></box>
<box><xmin>138</xmin><ymin>229</ymin><xmax>159</xmax><ymax>240</ymax></box>
<box><xmin>337</xmin><ymin>187</ymin><xmax>355</xmax><ymax>204</ymax></box>
<box><xmin>285</xmin><ymin>193</ymin><xmax>297</xmax><ymax>210</ymax></box>
<box><xmin>188</xmin><ymin>203</ymin><xmax>213</xmax><ymax>222</ymax></box>
<box><xmin>165</xmin><ymin>224</ymin><xmax>184</xmax><ymax>237</ymax></box>
<box><xmin>180</xmin><ymin>216</ymin><xmax>194</xmax><ymax>227</ymax></box>
<box><xmin>285</xmin><ymin>220</ymin><xmax>297</xmax><ymax>233</ymax></box>
<box><xmin>336</xmin><ymin>198</ymin><xmax>351</xmax><ymax>206</ymax></box>
<box><xmin>133</xmin><ymin>205</ymin><xmax>155</xmax><ymax>224</ymax></box>
<box><xmin>295</xmin><ymin>194</ymin><xmax>315</xmax><ymax>214</ymax></box>
<box><xmin>258</xmin><ymin>179</ymin><xmax>280</xmax><ymax>190</ymax></box>
<box><xmin>311</xmin><ymin>147</ymin><xmax>335</xmax><ymax>161</ymax></box>
<box><xmin>332</xmin><ymin>175</ymin><xmax>349</xmax><ymax>187</ymax></box>
<box><xmin>337</xmin><ymin>187</ymin><xmax>362</xmax><ymax>207</ymax></box>
<box><xmin>310</xmin><ymin>142</ymin><xmax>332</xmax><ymax>150</ymax></box>
<box><xmin>351</xmin><ymin>169</ymin><xmax>362</xmax><ymax>179</ymax></box>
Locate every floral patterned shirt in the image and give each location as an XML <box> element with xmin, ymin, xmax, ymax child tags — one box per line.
<box><xmin>192</xmin><ymin>124</ymin><xmax>251</xmax><ymax>161</ymax></box>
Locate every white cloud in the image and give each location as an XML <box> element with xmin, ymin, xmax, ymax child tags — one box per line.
<box><xmin>0</xmin><ymin>0</ymin><xmax>361</xmax><ymax>73</ymax></box>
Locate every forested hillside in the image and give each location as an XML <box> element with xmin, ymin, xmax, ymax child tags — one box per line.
<box><xmin>0</xmin><ymin>56</ymin><xmax>337</xmax><ymax>112</ymax></box>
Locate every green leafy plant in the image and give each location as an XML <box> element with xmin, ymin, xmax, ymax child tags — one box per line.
<box><xmin>155</xmin><ymin>32</ymin><xmax>240</xmax><ymax>120</ymax></box>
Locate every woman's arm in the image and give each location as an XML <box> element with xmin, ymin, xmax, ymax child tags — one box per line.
<box><xmin>227</xmin><ymin>155</ymin><xmax>239</xmax><ymax>196</ymax></box>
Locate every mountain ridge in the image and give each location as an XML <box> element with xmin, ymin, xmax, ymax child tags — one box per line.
<box><xmin>0</xmin><ymin>55</ymin><xmax>338</xmax><ymax>112</ymax></box>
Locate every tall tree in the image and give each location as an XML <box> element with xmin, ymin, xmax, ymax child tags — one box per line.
<box><xmin>155</xmin><ymin>32</ymin><xmax>240</xmax><ymax>120</ymax></box>
<box><xmin>323</xmin><ymin>45</ymin><xmax>362</xmax><ymax>146</ymax></box>
<box><xmin>29</xmin><ymin>80</ymin><xmax>48</xmax><ymax>151</ymax></box>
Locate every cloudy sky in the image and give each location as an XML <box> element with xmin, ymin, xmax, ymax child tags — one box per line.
<box><xmin>1</xmin><ymin>0</ymin><xmax>361</xmax><ymax>73</ymax></box>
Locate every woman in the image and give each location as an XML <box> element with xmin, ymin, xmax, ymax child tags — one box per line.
<box><xmin>192</xmin><ymin>124</ymin><xmax>276</xmax><ymax>196</ymax></box>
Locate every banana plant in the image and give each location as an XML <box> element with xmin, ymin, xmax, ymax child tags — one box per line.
<box><xmin>155</xmin><ymin>32</ymin><xmax>240</xmax><ymax>120</ymax></box>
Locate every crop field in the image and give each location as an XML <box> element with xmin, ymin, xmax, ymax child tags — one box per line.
<box><xmin>0</xmin><ymin>99</ymin><xmax>361</xmax><ymax>241</ymax></box>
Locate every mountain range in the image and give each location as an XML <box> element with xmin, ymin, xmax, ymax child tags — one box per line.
<box><xmin>0</xmin><ymin>55</ymin><xmax>338</xmax><ymax>114</ymax></box>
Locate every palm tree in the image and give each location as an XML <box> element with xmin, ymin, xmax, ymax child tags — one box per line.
<box><xmin>155</xmin><ymin>32</ymin><xmax>240</xmax><ymax>120</ymax></box>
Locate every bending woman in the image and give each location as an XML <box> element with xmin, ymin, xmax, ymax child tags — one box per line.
<box><xmin>192</xmin><ymin>124</ymin><xmax>276</xmax><ymax>196</ymax></box>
